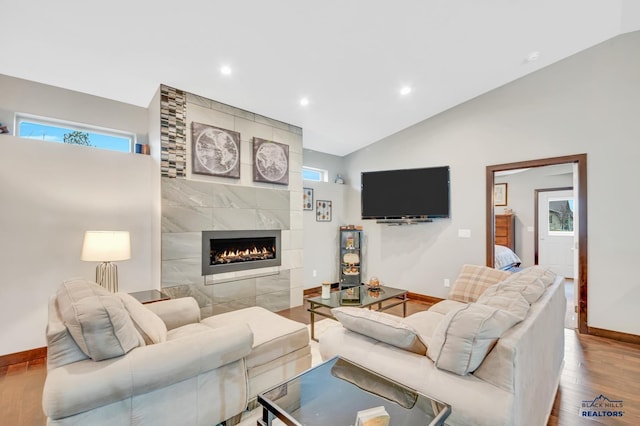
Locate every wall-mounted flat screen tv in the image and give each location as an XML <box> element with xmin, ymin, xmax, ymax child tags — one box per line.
<box><xmin>361</xmin><ymin>166</ymin><xmax>450</xmax><ymax>220</ymax></box>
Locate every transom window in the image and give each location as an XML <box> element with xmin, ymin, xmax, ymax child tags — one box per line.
<box><xmin>302</xmin><ymin>166</ymin><xmax>328</xmax><ymax>182</ymax></box>
<box><xmin>16</xmin><ymin>115</ymin><xmax>135</xmax><ymax>153</ymax></box>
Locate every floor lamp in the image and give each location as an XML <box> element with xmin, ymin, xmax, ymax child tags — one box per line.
<box><xmin>81</xmin><ymin>231</ymin><xmax>131</xmax><ymax>292</ymax></box>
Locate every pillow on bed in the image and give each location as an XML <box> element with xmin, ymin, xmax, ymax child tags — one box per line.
<box><xmin>448</xmin><ymin>265</ymin><xmax>512</xmax><ymax>303</ymax></box>
<box><xmin>332</xmin><ymin>307</ymin><xmax>428</xmax><ymax>355</ymax></box>
<box><xmin>494</xmin><ymin>245</ymin><xmax>522</xmax><ymax>270</ymax></box>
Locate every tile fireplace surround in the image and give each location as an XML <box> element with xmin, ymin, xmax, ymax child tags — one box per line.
<box><xmin>161</xmin><ymin>177</ymin><xmax>303</xmax><ymax>317</ymax></box>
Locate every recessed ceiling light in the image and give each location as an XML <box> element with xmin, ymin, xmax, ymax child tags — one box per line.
<box><xmin>299</xmin><ymin>97</ymin><xmax>310</xmax><ymax>107</ymax></box>
<box><xmin>400</xmin><ymin>86</ymin><xmax>412</xmax><ymax>96</ymax></box>
<box><xmin>525</xmin><ymin>51</ymin><xmax>540</xmax><ymax>62</ymax></box>
<box><xmin>220</xmin><ymin>65</ymin><xmax>232</xmax><ymax>76</ymax></box>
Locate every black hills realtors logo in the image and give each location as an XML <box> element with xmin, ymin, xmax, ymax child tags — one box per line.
<box><xmin>581</xmin><ymin>394</ymin><xmax>624</xmax><ymax>418</ymax></box>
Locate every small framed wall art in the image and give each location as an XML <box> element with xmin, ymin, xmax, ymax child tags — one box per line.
<box><xmin>191</xmin><ymin>122</ymin><xmax>240</xmax><ymax>178</ymax></box>
<box><xmin>303</xmin><ymin>188</ymin><xmax>314</xmax><ymax>210</ymax></box>
<box><xmin>253</xmin><ymin>137</ymin><xmax>289</xmax><ymax>185</ymax></box>
<box><xmin>316</xmin><ymin>200</ymin><xmax>332</xmax><ymax>222</ymax></box>
<box><xmin>494</xmin><ymin>183</ymin><xmax>508</xmax><ymax>206</ymax></box>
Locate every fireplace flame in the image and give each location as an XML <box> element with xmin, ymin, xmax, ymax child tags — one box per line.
<box><xmin>213</xmin><ymin>245</ymin><xmax>275</xmax><ymax>265</ymax></box>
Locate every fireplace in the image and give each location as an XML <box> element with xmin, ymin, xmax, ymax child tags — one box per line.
<box><xmin>201</xmin><ymin>230</ymin><xmax>281</xmax><ymax>275</ymax></box>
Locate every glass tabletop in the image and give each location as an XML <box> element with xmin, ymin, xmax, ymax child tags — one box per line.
<box><xmin>258</xmin><ymin>356</ymin><xmax>450</xmax><ymax>426</ymax></box>
<box><xmin>307</xmin><ymin>285</ymin><xmax>407</xmax><ymax>310</ymax></box>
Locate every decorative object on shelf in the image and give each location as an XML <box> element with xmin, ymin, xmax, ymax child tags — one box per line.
<box><xmin>368</xmin><ymin>276</ymin><xmax>380</xmax><ymax>291</ymax></box>
<box><xmin>253</xmin><ymin>137</ymin><xmax>289</xmax><ymax>185</ymax></box>
<box><xmin>303</xmin><ymin>187</ymin><xmax>314</xmax><ymax>210</ymax></box>
<box><xmin>0</xmin><ymin>122</ymin><xmax>9</xmax><ymax>134</ymax></box>
<box><xmin>316</xmin><ymin>200</ymin><xmax>332</xmax><ymax>222</ymax></box>
<box><xmin>81</xmin><ymin>231</ymin><xmax>131</xmax><ymax>292</ymax></box>
<box><xmin>335</xmin><ymin>174</ymin><xmax>345</xmax><ymax>184</ymax></box>
<box><xmin>322</xmin><ymin>281</ymin><xmax>331</xmax><ymax>299</ymax></box>
<box><xmin>494</xmin><ymin>183</ymin><xmax>508</xmax><ymax>206</ymax></box>
<box><xmin>191</xmin><ymin>122</ymin><xmax>241</xmax><ymax>178</ymax></box>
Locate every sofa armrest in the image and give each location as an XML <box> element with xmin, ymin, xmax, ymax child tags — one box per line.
<box><xmin>145</xmin><ymin>297</ymin><xmax>201</xmax><ymax>330</ymax></box>
<box><xmin>43</xmin><ymin>323</ymin><xmax>253</xmax><ymax>420</ymax></box>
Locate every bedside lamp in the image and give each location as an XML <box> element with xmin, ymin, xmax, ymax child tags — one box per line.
<box><xmin>81</xmin><ymin>231</ymin><xmax>131</xmax><ymax>292</ymax></box>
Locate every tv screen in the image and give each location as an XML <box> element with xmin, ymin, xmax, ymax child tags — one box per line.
<box><xmin>361</xmin><ymin>166</ymin><xmax>450</xmax><ymax>219</ymax></box>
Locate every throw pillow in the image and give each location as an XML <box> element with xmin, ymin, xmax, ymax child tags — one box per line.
<box><xmin>482</xmin><ymin>275</ymin><xmax>546</xmax><ymax>304</ymax></box>
<box><xmin>332</xmin><ymin>307</ymin><xmax>428</xmax><ymax>355</ymax></box>
<box><xmin>117</xmin><ymin>293</ymin><xmax>168</xmax><ymax>344</ymax></box>
<box><xmin>448</xmin><ymin>265</ymin><xmax>512</xmax><ymax>303</ymax></box>
<box><xmin>60</xmin><ymin>294</ymin><xmax>142</xmax><ymax>361</ymax></box>
<box><xmin>516</xmin><ymin>266</ymin><xmax>557</xmax><ymax>286</ymax></box>
<box><xmin>428</xmin><ymin>303</ymin><xmax>521</xmax><ymax>375</ymax></box>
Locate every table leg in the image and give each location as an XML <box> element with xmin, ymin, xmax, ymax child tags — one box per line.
<box><xmin>403</xmin><ymin>294</ymin><xmax>407</xmax><ymax>317</ymax></box>
<box><xmin>261</xmin><ymin>406</ymin><xmax>274</xmax><ymax>426</ymax></box>
<box><xmin>310</xmin><ymin>303</ymin><xmax>316</xmax><ymax>341</ymax></box>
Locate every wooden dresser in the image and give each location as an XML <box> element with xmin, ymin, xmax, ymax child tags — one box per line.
<box><xmin>495</xmin><ymin>214</ymin><xmax>515</xmax><ymax>250</ymax></box>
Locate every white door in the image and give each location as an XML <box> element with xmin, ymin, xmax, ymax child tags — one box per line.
<box><xmin>538</xmin><ymin>189</ymin><xmax>575</xmax><ymax>278</ymax></box>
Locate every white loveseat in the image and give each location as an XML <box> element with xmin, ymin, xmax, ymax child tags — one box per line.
<box><xmin>43</xmin><ymin>279</ymin><xmax>311</xmax><ymax>425</ymax></box>
<box><xmin>320</xmin><ymin>265</ymin><xmax>565</xmax><ymax>426</ymax></box>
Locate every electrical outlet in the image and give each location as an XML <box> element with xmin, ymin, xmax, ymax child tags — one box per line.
<box><xmin>458</xmin><ymin>229</ymin><xmax>471</xmax><ymax>238</ymax></box>
<box><xmin>444</xmin><ymin>278</ymin><xmax>450</xmax><ymax>288</ymax></box>
<box><xmin>312</xmin><ymin>269</ymin><xmax>317</xmax><ymax>277</ymax></box>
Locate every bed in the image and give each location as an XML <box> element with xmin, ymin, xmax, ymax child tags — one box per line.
<box><xmin>495</xmin><ymin>244</ymin><xmax>522</xmax><ymax>271</ymax></box>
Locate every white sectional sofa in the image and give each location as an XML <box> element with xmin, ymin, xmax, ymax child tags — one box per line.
<box><xmin>43</xmin><ymin>279</ymin><xmax>311</xmax><ymax>425</ymax></box>
<box><xmin>320</xmin><ymin>265</ymin><xmax>566</xmax><ymax>426</ymax></box>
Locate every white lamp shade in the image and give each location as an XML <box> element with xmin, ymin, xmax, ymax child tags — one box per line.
<box><xmin>81</xmin><ymin>231</ymin><xmax>131</xmax><ymax>262</ymax></box>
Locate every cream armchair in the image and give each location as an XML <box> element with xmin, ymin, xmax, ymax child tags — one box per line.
<box><xmin>43</xmin><ymin>279</ymin><xmax>253</xmax><ymax>426</ymax></box>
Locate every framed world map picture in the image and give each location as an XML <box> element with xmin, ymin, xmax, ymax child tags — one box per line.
<box><xmin>191</xmin><ymin>122</ymin><xmax>240</xmax><ymax>178</ymax></box>
<box><xmin>253</xmin><ymin>138</ymin><xmax>289</xmax><ymax>185</ymax></box>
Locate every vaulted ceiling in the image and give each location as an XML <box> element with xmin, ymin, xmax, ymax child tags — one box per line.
<box><xmin>2</xmin><ymin>1</ymin><xmax>639</xmax><ymax>156</ymax></box>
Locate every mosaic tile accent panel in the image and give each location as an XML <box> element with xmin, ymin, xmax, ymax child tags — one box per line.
<box><xmin>160</xmin><ymin>85</ymin><xmax>187</xmax><ymax>178</ymax></box>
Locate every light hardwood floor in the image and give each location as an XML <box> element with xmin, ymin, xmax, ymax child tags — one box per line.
<box><xmin>2</xmin><ymin>297</ymin><xmax>639</xmax><ymax>425</ymax></box>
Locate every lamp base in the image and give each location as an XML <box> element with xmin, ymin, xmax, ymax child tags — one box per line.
<box><xmin>96</xmin><ymin>262</ymin><xmax>118</xmax><ymax>292</ymax></box>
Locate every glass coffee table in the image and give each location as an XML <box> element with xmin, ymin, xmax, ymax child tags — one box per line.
<box><xmin>257</xmin><ymin>356</ymin><xmax>450</xmax><ymax>426</ymax></box>
<box><xmin>307</xmin><ymin>285</ymin><xmax>408</xmax><ymax>341</ymax></box>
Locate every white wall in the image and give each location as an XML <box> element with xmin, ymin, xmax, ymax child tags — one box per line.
<box><xmin>302</xmin><ymin>181</ymin><xmax>348</xmax><ymax>288</ymax></box>
<box><xmin>494</xmin><ymin>165</ymin><xmax>574</xmax><ymax>266</ymax></box>
<box><xmin>344</xmin><ymin>31</ymin><xmax>640</xmax><ymax>336</ymax></box>
<box><xmin>0</xmin><ymin>137</ymin><xmax>156</xmax><ymax>355</ymax></box>
<box><xmin>0</xmin><ymin>74</ymin><xmax>155</xmax><ymax>356</ymax></box>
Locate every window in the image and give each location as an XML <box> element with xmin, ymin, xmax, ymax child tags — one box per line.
<box><xmin>302</xmin><ymin>166</ymin><xmax>328</xmax><ymax>182</ymax></box>
<box><xmin>16</xmin><ymin>115</ymin><xmax>135</xmax><ymax>153</ymax></box>
<box><xmin>548</xmin><ymin>198</ymin><xmax>574</xmax><ymax>235</ymax></box>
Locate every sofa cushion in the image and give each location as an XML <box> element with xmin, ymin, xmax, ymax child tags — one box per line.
<box><xmin>428</xmin><ymin>303</ymin><xmax>521</xmax><ymax>375</ymax></box>
<box><xmin>448</xmin><ymin>265</ymin><xmax>512</xmax><ymax>303</ymax></box>
<box><xmin>401</xmin><ymin>310</ymin><xmax>445</xmax><ymax>348</ymax></box>
<box><xmin>56</xmin><ymin>280</ymin><xmax>143</xmax><ymax>361</ymax></box>
<box><xmin>46</xmin><ymin>296</ymin><xmax>90</xmax><ymax>369</ymax></box>
<box><xmin>476</xmin><ymin>290</ymin><xmax>530</xmax><ymax>321</ymax></box>
<box><xmin>117</xmin><ymin>293</ymin><xmax>168</xmax><ymax>344</ymax></box>
<box><xmin>514</xmin><ymin>265</ymin><xmax>557</xmax><ymax>287</ymax></box>
<box><xmin>480</xmin><ymin>275</ymin><xmax>546</xmax><ymax>305</ymax></box>
<box><xmin>428</xmin><ymin>299</ymin><xmax>467</xmax><ymax>315</ymax></box>
<box><xmin>201</xmin><ymin>306</ymin><xmax>308</xmax><ymax>368</ymax></box>
<box><xmin>332</xmin><ymin>307</ymin><xmax>428</xmax><ymax>355</ymax></box>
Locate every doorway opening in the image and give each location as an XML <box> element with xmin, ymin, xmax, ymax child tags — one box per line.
<box><xmin>486</xmin><ymin>154</ymin><xmax>588</xmax><ymax>334</ymax></box>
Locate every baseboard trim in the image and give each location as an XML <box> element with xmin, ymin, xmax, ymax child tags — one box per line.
<box><xmin>407</xmin><ymin>292</ymin><xmax>444</xmax><ymax>305</ymax></box>
<box><xmin>588</xmin><ymin>326</ymin><xmax>640</xmax><ymax>346</ymax></box>
<box><xmin>0</xmin><ymin>347</ymin><xmax>47</xmax><ymax>368</ymax></box>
